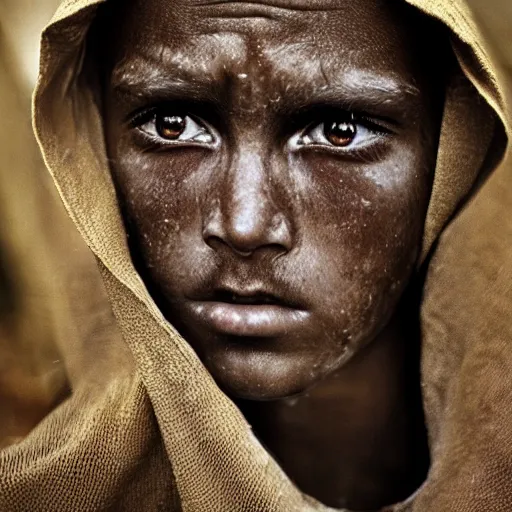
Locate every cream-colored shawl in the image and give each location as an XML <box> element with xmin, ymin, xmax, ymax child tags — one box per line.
<box><xmin>1</xmin><ymin>0</ymin><xmax>511</xmax><ymax>510</ymax></box>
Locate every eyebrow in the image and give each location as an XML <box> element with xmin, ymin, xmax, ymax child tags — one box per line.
<box><xmin>111</xmin><ymin>59</ymin><xmax>223</xmax><ymax>104</ymax></box>
<box><xmin>110</xmin><ymin>58</ymin><xmax>422</xmax><ymax>121</ymax></box>
<box><xmin>305</xmin><ymin>68</ymin><xmax>422</xmax><ymax>117</ymax></box>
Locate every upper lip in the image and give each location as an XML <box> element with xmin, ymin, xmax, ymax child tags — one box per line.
<box><xmin>191</xmin><ymin>285</ymin><xmax>300</xmax><ymax>309</ymax></box>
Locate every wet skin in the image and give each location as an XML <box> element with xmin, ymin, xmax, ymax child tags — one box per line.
<box><xmin>100</xmin><ymin>0</ymin><xmax>444</xmax><ymax>508</ymax></box>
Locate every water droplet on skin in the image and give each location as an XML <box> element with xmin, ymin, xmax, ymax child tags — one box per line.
<box><xmin>361</xmin><ymin>198</ymin><xmax>371</xmax><ymax>207</ymax></box>
<box><xmin>238</xmin><ymin>73</ymin><xmax>248</xmax><ymax>79</ymax></box>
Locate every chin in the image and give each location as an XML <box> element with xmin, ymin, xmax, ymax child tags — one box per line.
<box><xmin>215</xmin><ymin>374</ymin><xmax>309</xmax><ymax>401</ymax></box>
<box><xmin>202</xmin><ymin>348</ymin><xmax>327</xmax><ymax>401</ymax></box>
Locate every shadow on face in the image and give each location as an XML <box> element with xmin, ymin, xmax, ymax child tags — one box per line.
<box><xmin>98</xmin><ymin>0</ymin><xmax>447</xmax><ymax>400</ymax></box>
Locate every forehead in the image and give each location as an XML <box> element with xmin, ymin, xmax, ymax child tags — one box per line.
<box><xmin>109</xmin><ymin>0</ymin><xmax>429</xmax><ymax>90</ymax></box>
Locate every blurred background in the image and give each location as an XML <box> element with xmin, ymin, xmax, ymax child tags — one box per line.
<box><xmin>0</xmin><ymin>0</ymin><xmax>119</xmax><ymax>447</ymax></box>
<box><xmin>0</xmin><ymin>0</ymin><xmax>510</xmax><ymax>448</ymax></box>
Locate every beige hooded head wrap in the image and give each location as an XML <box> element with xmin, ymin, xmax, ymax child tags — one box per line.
<box><xmin>1</xmin><ymin>0</ymin><xmax>511</xmax><ymax>510</ymax></box>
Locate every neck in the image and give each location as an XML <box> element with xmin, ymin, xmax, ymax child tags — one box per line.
<box><xmin>237</xmin><ymin>297</ymin><xmax>428</xmax><ymax>511</ymax></box>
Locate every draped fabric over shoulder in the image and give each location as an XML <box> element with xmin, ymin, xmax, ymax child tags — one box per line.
<box><xmin>0</xmin><ymin>0</ymin><xmax>511</xmax><ymax>510</ymax></box>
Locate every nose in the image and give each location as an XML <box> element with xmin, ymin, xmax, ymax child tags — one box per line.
<box><xmin>203</xmin><ymin>149</ymin><xmax>293</xmax><ymax>257</ymax></box>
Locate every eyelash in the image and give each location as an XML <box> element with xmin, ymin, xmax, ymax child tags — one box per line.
<box><xmin>128</xmin><ymin>106</ymin><xmax>393</xmax><ymax>159</ymax></box>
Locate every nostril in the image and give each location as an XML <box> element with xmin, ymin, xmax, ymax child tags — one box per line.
<box><xmin>203</xmin><ymin>233</ymin><xmax>225</xmax><ymax>251</ymax></box>
<box><xmin>202</xmin><ymin>198</ymin><xmax>293</xmax><ymax>257</ymax></box>
<box><xmin>227</xmin><ymin>225</ymin><xmax>264</xmax><ymax>253</ymax></box>
<box><xmin>216</xmin><ymin>232</ymin><xmax>260</xmax><ymax>256</ymax></box>
<box><xmin>203</xmin><ymin>232</ymin><xmax>252</xmax><ymax>256</ymax></box>
<box><xmin>205</xmin><ymin>232</ymin><xmax>289</xmax><ymax>258</ymax></box>
<box><xmin>230</xmin><ymin>247</ymin><xmax>253</xmax><ymax>257</ymax></box>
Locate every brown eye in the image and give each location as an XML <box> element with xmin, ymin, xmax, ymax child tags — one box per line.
<box><xmin>138</xmin><ymin>112</ymin><xmax>215</xmax><ymax>145</ymax></box>
<box><xmin>324</xmin><ymin>119</ymin><xmax>357</xmax><ymax>147</ymax></box>
<box><xmin>296</xmin><ymin>113</ymin><xmax>385</xmax><ymax>152</ymax></box>
<box><xmin>155</xmin><ymin>114</ymin><xmax>186</xmax><ymax>140</ymax></box>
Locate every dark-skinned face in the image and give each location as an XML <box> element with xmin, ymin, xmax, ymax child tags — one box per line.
<box><xmin>102</xmin><ymin>0</ymin><xmax>442</xmax><ymax>400</ymax></box>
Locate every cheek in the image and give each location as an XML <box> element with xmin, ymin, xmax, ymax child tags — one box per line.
<box><xmin>111</xmin><ymin>147</ymin><xmax>210</xmax><ymax>282</ymax></box>
<box><xmin>299</xmin><ymin>148</ymin><xmax>430</xmax><ymax>343</ymax></box>
<box><xmin>303</xmin><ymin>147</ymin><xmax>429</xmax><ymax>261</ymax></box>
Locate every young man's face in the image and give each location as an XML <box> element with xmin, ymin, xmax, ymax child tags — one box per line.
<box><xmin>103</xmin><ymin>0</ymin><xmax>441</xmax><ymax>399</ymax></box>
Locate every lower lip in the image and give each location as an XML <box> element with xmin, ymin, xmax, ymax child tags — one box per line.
<box><xmin>186</xmin><ymin>302</ymin><xmax>310</xmax><ymax>337</ymax></box>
